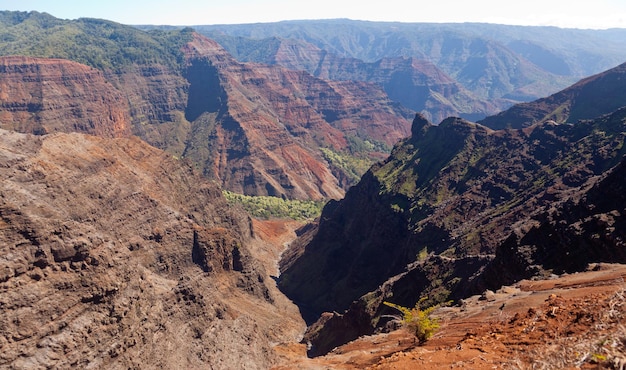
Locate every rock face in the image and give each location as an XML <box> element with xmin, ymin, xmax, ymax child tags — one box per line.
<box><xmin>0</xmin><ymin>56</ymin><xmax>132</xmax><ymax>138</ymax></box>
<box><xmin>0</xmin><ymin>129</ymin><xmax>304</xmax><ymax>369</ymax></box>
<box><xmin>479</xmin><ymin>61</ymin><xmax>626</xmax><ymax>129</ymax></box>
<box><xmin>479</xmin><ymin>143</ymin><xmax>626</xmax><ymax>290</ymax></box>
<box><xmin>279</xmin><ymin>105</ymin><xmax>626</xmax><ymax>355</ymax></box>
<box><xmin>109</xmin><ymin>63</ymin><xmax>190</xmax><ymax>152</ymax></box>
<box><xmin>179</xmin><ymin>33</ymin><xmax>413</xmax><ymax>200</ymax></box>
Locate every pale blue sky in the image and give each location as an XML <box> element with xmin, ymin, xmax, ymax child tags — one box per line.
<box><xmin>1</xmin><ymin>0</ymin><xmax>625</xmax><ymax>29</ymax></box>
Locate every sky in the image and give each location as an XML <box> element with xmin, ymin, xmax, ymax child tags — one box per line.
<box><xmin>1</xmin><ymin>0</ymin><xmax>625</xmax><ymax>29</ymax></box>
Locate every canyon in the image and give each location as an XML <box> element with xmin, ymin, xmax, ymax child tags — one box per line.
<box><xmin>1</xmin><ymin>11</ymin><xmax>626</xmax><ymax>369</ymax></box>
<box><xmin>4</xmin><ymin>12</ymin><xmax>626</xmax><ymax>201</ymax></box>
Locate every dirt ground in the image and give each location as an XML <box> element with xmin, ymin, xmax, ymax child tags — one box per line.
<box><xmin>255</xmin><ymin>219</ymin><xmax>626</xmax><ymax>370</ymax></box>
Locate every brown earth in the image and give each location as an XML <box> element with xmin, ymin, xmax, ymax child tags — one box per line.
<box><xmin>0</xmin><ymin>129</ymin><xmax>305</xmax><ymax>369</ymax></box>
<box><xmin>251</xmin><ymin>218</ymin><xmax>308</xmax><ymax>277</ymax></box>
<box><xmin>270</xmin><ymin>261</ymin><xmax>626</xmax><ymax>369</ymax></box>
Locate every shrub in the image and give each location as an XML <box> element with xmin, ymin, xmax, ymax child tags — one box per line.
<box><xmin>383</xmin><ymin>298</ymin><xmax>440</xmax><ymax>344</ymax></box>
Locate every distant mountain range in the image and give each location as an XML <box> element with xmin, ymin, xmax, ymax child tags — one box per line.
<box><xmin>190</xmin><ymin>20</ymin><xmax>626</xmax><ymax>117</ymax></box>
<box><xmin>193</xmin><ymin>19</ymin><xmax>626</xmax><ymax>77</ymax></box>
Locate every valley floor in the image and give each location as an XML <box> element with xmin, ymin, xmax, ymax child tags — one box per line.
<box><xmin>258</xmin><ymin>220</ymin><xmax>626</xmax><ymax>369</ymax></box>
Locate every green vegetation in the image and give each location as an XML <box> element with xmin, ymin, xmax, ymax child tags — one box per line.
<box><xmin>223</xmin><ymin>190</ymin><xmax>325</xmax><ymax>220</ymax></box>
<box><xmin>0</xmin><ymin>11</ymin><xmax>193</xmax><ymax>71</ymax></box>
<box><xmin>417</xmin><ymin>246</ymin><xmax>429</xmax><ymax>261</ymax></box>
<box><xmin>383</xmin><ymin>298</ymin><xmax>440</xmax><ymax>344</ymax></box>
<box><xmin>346</xmin><ymin>135</ymin><xmax>391</xmax><ymax>154</ymax></box>
<box><xmin>320</xmin><ymin>147</ymin><xmax>374</xmax><ymax>185</ymax></box>
<box><xmin>319</xmin><ymin>135</ymin><xmax>392</xmax><ymax>186</ymax></box>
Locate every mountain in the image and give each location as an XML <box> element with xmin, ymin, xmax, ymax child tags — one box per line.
<box><xmin>180</xmin><ymin>33</ymin><xmax>413</xmax><ymax>200</ymax></box>
<box><xmin>193</xmin><ymin>20</ymin><xmax>626</xmax><ymax>106</ymax></box>
<box><xmin>0</xmin><ymin>128</ymin><xmax>305</xmax><ymax>368</ymax></box>
<box><xmin>479</xmin><ymin>61</ymin><xmax>626</xmax><ymax>129</ymax></box>
<box><xmin>195</xmin><ymin>20</ymin><xmax>626</xmax><ymax>75</ymax></box>
<box><xmin>196</xmin><ymin>35</ymin><xmax>501</xmax><ymax>122</ymax></box>
<box><xmin>279</xmin><ymin>104</ymin><xmax>626</xmax><ymax>354</ymax></box>
<box><xmin>0</xmin><ymin>11</ymin><xmax>414</xmax><ymax>200</ymax></box>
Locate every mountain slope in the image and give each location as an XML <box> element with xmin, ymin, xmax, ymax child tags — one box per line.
<box><xmin>478</xmin><ymin>121</ymin><xmax>626</xmax><ymax>288</ymax></box>
<box><xmin>0</xmin><ymin>11</ymin><xmax>189</xmax><ymax>70</ymax></box>
<box><xmin>479</xmin><ymin>61</ymin><xmax>626</xmax><ymax>129</ymax></box>
<box><xmin>0</xmin><ymin>11</ymin><xmax>414</xmax><ymax>200</ymax></box>
<box><xmin>0</xmin><ymin>128</ymin><xmax>304</xmax><ymax>369</ymax></box>
<box><xmin>279</xmin><ymin>107</ymin><xmax>626</xmax><ymax>354</ymax></box>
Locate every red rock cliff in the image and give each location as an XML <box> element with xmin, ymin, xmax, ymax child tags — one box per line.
<box><xmin>181</xmin><ymin>33</ymin><xmax>413</xmax><ymax>200</ymax></box>
<box><xmin>0</xmin><ymin>56</ymin><xmax>131</xmax><ymax>138</ymax></box>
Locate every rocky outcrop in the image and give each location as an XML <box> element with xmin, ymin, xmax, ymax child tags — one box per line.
<box><xmin>477</xmin><ymin>150</ymin><xmax>626</xmax><ymax>291</ymax></box>
<box><xmin>0</xmin><ymin>56</ymin><xmax>132</xmax><ymax>137</ymax></box>
<box><xmin>0</xmin><ymin>129</ymin><xmax>304</xmax><ymax>369</ymax></box>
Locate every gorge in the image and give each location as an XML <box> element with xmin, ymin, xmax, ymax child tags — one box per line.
<box><xmin>1</xmin><ymin>11</ymin><xmax>626</xmax><ymax>369</ymax></box>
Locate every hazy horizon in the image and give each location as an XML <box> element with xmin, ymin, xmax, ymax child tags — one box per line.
<box><xmin>1</xmin><ymin>0</ymin><xmax>625</xmax><ymax>30</ymax></box>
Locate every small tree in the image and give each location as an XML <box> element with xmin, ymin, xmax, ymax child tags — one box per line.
<box><xmin>383</xmin><ymin>298</ymin><xmax>440</xmax><ymax>344</ymax></box>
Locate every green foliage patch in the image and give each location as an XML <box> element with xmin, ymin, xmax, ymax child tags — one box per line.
<box><xmin>0</xmin><ymin>11</ymin><xmax>193</xmax><ymax>71</ymax></box>
<box><xmin>320</xmin><ymin>147</ymin><xmax>374</xmax><ymax>185</ymax></box>
<box><xmin>346</xmin><ymin>135</ymin><xmax>391</xmax><ymax>154</ymax></box>
<box><xmin>320</xmin><ymin>135</ymin><xmax>391</xmax><ymax>187</ymax></box>
<box><xmin>223</xmin><ymin>190</ymin><xmax>325</xmax><ymax>220</ymax></box>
